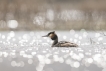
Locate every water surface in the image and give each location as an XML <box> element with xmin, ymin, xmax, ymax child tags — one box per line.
<box><xmin>0</xmin><ymin>31</ymin><xmax>106</xmax><ymax>71</ymax></box>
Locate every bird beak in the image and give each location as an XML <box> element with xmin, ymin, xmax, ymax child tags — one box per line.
<box><xmin>42</xmin><ymin>35</ymin><xmax>48</xmax><ymax>37</ymax></box>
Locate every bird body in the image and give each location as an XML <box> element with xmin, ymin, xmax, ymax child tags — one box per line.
<box><xmin>42</xmin><ymin>31</ymin><xmax>78</xmax><ymax>47</ymax></box>
<box><xmin>52</xmin><ymin>41</ymin><xmax>78</xmax><ymax>47</ymax></box>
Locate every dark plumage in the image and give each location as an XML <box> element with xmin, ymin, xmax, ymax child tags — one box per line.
<box><xmin>42</xmin><ymin>31</ymin><xmax>78</xmax><ymax>47</ymax></box>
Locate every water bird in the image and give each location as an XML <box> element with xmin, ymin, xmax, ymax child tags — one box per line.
<box><xmin>42</xmin><ymin>31</ymin><xmax>78</xmax><ymax>47</ymax></box>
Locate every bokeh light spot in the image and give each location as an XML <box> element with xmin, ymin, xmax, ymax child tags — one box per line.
<box><xmin>7</xmin><ymin>20</ymin><xmax>18</xmax><ymax>29</ymax></box>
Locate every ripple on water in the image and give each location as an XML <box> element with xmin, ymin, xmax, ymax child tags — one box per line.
<box><xmin>0</xmin><ymin>31</ymin><xmax>105</xmax><ymax>71</ymax></box>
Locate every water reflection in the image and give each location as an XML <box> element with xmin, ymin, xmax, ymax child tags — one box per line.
<box><xmin>0</xmin><ymin>31</ymin><xmax>105</xmax><ymax>71</ymax></box>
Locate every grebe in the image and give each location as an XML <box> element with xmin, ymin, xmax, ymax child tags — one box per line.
<box><xmin>42</xmin><ymin>31</ymin><xmax>78</xmax><ymax>47</ymax></box>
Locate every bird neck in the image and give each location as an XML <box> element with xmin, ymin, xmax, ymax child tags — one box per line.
<box><xmin>52</xmin><ymin>38</ymin><xmax>58</xmax><ymax>46</ymax></box>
